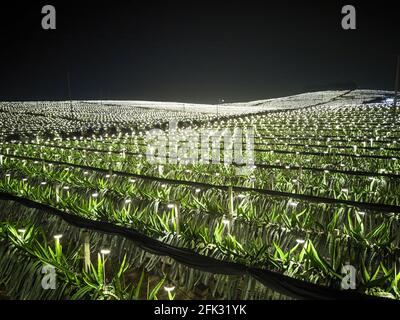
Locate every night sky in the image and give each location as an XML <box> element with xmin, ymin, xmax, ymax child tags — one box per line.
<box><xmin>1</xmin><ymin>1</ymin><xmax>399</xmax><ymax>103</ymax></box>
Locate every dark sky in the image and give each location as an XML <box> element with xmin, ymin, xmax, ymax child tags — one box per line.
<box><xmin>0</xmin><ymin>1</ymin><xmax>399</xmax><ymax>103</ymax></box>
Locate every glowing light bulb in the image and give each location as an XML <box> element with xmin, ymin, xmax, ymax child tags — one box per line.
<box><xmin>164</xmin><ymin>286</ymin><xmax>175</xmax><ymax>293</ymax></box>
<box><xmin>288</xmin><ymin>201</ymin><xmax>298</xmax><ymax>207</ymax></box>
<box><xmin>222</xmin><ymin>218</ymin><xmax>230</xmax><ymax>226</ymax></box>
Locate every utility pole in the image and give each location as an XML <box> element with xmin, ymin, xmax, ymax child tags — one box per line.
<box><xmin>394</xmin><ymin>55</ymin><xmax>400</xmax><ymax>108</ymax></box>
